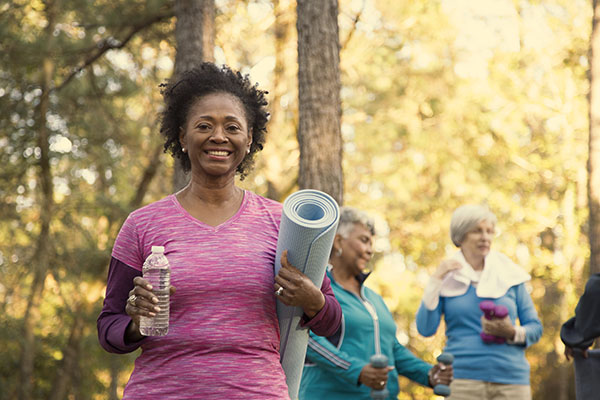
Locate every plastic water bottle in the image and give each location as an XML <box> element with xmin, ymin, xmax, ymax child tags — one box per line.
<box><xmin>139</xmin><ymin>246</ymin><xmax>170</xmax><ymax>336</ymax></box>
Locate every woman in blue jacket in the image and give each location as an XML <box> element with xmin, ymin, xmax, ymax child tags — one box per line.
<box><xmin>416</xmin><ymin>204</ymin><xmax>542</xmax><ymax>400</ymax></box>
<box><xmin>299</xmin><ymin>207</ymin><xmax>452</xmax><ymax>399</ymax></box>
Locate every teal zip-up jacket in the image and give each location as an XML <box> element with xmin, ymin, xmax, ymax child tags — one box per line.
<box><xmin>299</xmin><ymin>269</ymin><xmax>432</xmax><ymax>399</ymax></box>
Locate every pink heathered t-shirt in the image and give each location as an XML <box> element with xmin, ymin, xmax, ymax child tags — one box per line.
<box><xmin>112</xmin><ymin>191</ymin><xmax>290</xmax><ymax>399</ymax></box>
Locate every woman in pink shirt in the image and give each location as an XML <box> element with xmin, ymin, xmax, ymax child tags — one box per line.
<box><xmin>97</xmin><ymin>63</ymin><xmax>341</xmax><ymax>399</ymax></box>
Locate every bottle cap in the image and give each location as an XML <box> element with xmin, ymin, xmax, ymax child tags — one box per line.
<box><xmin>151</xmin><ymin>245</ymin><xmax>165</xmax><ymax>253</ymax></box>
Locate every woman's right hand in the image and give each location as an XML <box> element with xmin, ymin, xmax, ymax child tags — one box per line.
<box><xmin>358</xmin><ymin>364</ymin><xmax>394</xmax><ymax>389</ymax></box>
<box><xmin>125</xmin><ymin>277</ymin><xmax>176</xmax><ymax>340</ymax></box>
<box><xmin>432</xmin><ymin>259</ymin><xmax>462</xmax><ymax>280</ymax></box>
<box><xmin>126</xmin><ymin>277</ymin><xmax>160</xmax><ymax>329</ymax></box>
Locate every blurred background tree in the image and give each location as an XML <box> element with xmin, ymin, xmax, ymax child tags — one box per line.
<box><xmin>171</xmin><ymin>0</ymin><xmax>215</xmax><ymax>192</ymax></box>
<box><xmin>0</xmin><ymin>0</ymin><xmax>593</xmax><ymax>399</ymax></box>
<box><xmin>589</xmin><ymin>0</ymin><xmax>600</xmax><ymax>276</ymax></box>
<box><xmin>296</xmin><ymin>0</ymin><xmax>344</xmax><ymax>204</ymax></box>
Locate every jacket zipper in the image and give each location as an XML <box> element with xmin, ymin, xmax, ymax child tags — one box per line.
<box><xmin>359</xmin><ymin>290</ymin><xmax>382</xmax><ymax>355</ymax></box>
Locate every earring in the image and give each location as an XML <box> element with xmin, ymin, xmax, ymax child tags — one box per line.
<box><xmin>246</xmin><ymin>148</ymin><xmax>250</xmax><ymax>154</ymax></box>
<box><xmin>182</xmin><ymin>148</ymin><xmax>186</xmax><ymax>153</ymax></box>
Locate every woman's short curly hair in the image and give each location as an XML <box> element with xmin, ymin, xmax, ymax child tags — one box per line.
<box><xmin>159</xmin><ymin>62</ymin><xmax>269</xmax><ymax>180</ymax></box>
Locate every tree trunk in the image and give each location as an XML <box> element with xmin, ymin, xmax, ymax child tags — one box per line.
<box><xmin>263</xmin><ymin>0</ymin><xmax>295</xmax><ymax>201</ymax></box>
<box><xmin>590</xmin><ymin>0</ymin><xmax>600</xmax><ymax>275</ymax></box>
<box><xmin>172</xmin><ymin>0</ymin><xmax>216</xmax><ymax>192</ymax></box>
<box><xmin>48</xmin><ymin>310</ymin><xmax>85</xmax><ymax>400</ymax></box>
<box><xmin>18</xmin><ymin>5</ymin><xmax>56</xmax><ymax>398</ymax></box>
<box><xmin>296</xmin><ymin>0</ymin><xmax>344</xmax><ymax>205</ymax></box>
<box><xmin>130</xmin><ymin>143</ymin><xmax>164</xmax><ymax>209</ymax></box>
<box><xmin>273</xmin><ymin>0</ymin><xmax>290</xmax><ymax>135</ymax></box>
<box><xmin>109</xmin><ymin>355</ymin><xmax>120</xmax><ymax>400</ymax></box>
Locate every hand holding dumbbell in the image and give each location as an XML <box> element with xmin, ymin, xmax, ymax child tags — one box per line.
<box><xmin>369</xmin><ymin>354</ymin><xmax>389</xmax><ymax>400</ymax></box>
<box><xmin>432</xmin><ymin>352</ymin><xmax>454</xmax><ymax>397</ymax></box>
<box><xmin>479</xmin><ymin>300</ymin><xmax>508</xmax><ymax>344</ymax></box>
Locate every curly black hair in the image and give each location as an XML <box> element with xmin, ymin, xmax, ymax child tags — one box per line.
<box><xmin>159</xmin><ymin>62</ymin><xmax>269</xmax><ymax>180</ymax></box>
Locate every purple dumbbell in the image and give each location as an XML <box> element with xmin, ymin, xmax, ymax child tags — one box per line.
<box><xmin>479</xmin><ymin>301</ymin><xmax>508</xmax><ymax>344</ymax></box>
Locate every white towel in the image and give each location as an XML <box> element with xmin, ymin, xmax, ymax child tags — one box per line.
<box><xmin>440</xmin><ymin>250</ymin><xmax>530</xmax><ymax>299</ymax></box>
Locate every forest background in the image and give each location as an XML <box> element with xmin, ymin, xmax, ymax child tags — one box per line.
<box><xmin>0</xmin><ymin>0</ymin><xmax>595</xmax><ymax>399</ymax></box>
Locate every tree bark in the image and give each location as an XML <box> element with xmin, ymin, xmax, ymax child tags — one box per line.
<box><xmin>172</xmin><ymin>0</ymin><xmax>216</xmax><ymax>192</ymax></box>
<box><xmin>48</xmin><ymin>310</ymin><xmax>85</xmax><ymax>400</ymax></box>
<box><xmin>273</xmin><ymin>0</ymin><xmax>290</xmax><ymax>132</ymax></box>
<box><xmin>131</xmin><ymin>143</ymin><xmax>164</xmax><ymax>209</ymax></box>
<box><xmin>18</xmin><ymin>4</ymin><xmax>56</xmax><ymax>398</ymax></box>
<box><xmin>263</xmin><ymin>0</ymin><xmax>295</xmax><ymax>201</ymax></box>
<box><xmin>296</xmin><ymin>0</ymin><xmax>344</xmax><ymax>205</ymax></box>
<box><xmin>109</xmin><ymin>355</ymin><xmax>120</xmax><ymax>400</ymax></box>
<box><xmin>590</xmin><ymin>0</ymin><xmax>600</xmax><ymax>275</ymax></box>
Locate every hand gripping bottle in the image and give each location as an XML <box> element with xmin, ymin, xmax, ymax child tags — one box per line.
<box><xmin>479</xmin><ymin>300</ymin><xmax>508</xmax><ymax>344</ymax></box>
<box><xmin>139</xmin><ymin>246</ymin><xmax>171</xmax><ymax>336</ymax></box>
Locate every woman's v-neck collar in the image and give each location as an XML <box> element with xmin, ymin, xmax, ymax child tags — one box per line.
<box><xmin>168</xmin><ymin>190</ymin><xmax>248</xmax><ymax>232</ymax></box>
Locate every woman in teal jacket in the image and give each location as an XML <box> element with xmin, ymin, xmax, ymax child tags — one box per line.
<box><xmin>299</xmin><ymin>207</ymin><xmax>452</xmax><ymax>399</ymax></box>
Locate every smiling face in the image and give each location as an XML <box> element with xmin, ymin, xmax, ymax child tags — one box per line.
<box><xmin>337</xmin><ymin>223</ymin><xmax>374</xmax><ymax>275</ymax></box>
<box><xmin>179</xmin><ymin>92</ymin><xmax>252</xmax><ymax>180</ymax></box>
<box><xmin>460</xmin><ymin>219</ymin><xmax>495</xmax><ymax>263</ymax></box>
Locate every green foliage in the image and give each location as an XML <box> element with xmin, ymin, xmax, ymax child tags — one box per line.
<box><xmin>0</xmin><ymin>0</ymin><xmax>174</xmax><ymax>398</ymax></box>
<box><xmin>341</xmin><ymin>0</ymin><xmax>590</xmax><ymax>398</ymax></box>
<box><xmin>0</xmin><ymin>0</ymin><xmax>593</xmax><ymax>399</ymax></box>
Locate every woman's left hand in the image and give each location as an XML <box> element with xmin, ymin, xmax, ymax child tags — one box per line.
<box><xmin>481</xmin><ymin>315</ymin><xmax>517</xmax><ymax>340</ymax></box>
<box><xmin>565</xmin><ymin>345</ymin><xmax>588</xmax><ymax>361</ymax></box>
<box><xmin>274</xmin><ymin>250</ymin><xmax>325</xmax><ymax>318</ymax></box>
<box><xmin>428</xmin><ymin>362</ymin><xmax>453</xmax><ymax>387</ymax></box>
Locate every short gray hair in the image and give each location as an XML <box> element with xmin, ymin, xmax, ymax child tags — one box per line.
<box><xmin>450</xmin><ymin>204</ymin><xmax>497</xmax><ymax>247</ymax></box>
<box><xmin>336</xmin><ymin>206</ymin><xmax>376</xmax><ymax>238</ymax></box>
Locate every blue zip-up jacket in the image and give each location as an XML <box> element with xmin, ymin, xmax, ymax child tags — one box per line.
<box><xmin>416</xmin><ymin>283</ymin><xmax>542</xmax><ymax>385</ymax></box>
<box><xmin>300</xmin><ymin>269</ymin><xmax>432</xmax><ymax>399</ymax></box>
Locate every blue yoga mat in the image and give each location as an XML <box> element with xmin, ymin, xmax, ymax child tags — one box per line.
<box><xmin>574</xmin><ymin>349</ymin><xmax>600</xmax><ymax>399</ymax></box>
<box><xmin>275</xmin><ymin>189</ymin><xmax>340</xmax><ymax>399</ymax></box>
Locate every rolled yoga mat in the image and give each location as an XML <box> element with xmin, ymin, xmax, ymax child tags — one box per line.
<box><xmin>574</xmin><ymin>349</ymin><xmax>600</xmax><ymax>400</ymax></box>
<box><xmin>275</xmin><ymin>189</ymin><xmax>340</xmax><ymax>399</ymax></box>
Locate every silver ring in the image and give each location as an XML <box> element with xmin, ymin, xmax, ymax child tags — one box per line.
<box><xmin>128</xmin><ymin>294</ymin><xmax>137</xmax><ymax>305</ymax></box>
<box><xmin>275</xmin><ymin>287</ymin><xmax>284</xmax><ymax>296</ymax></box>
